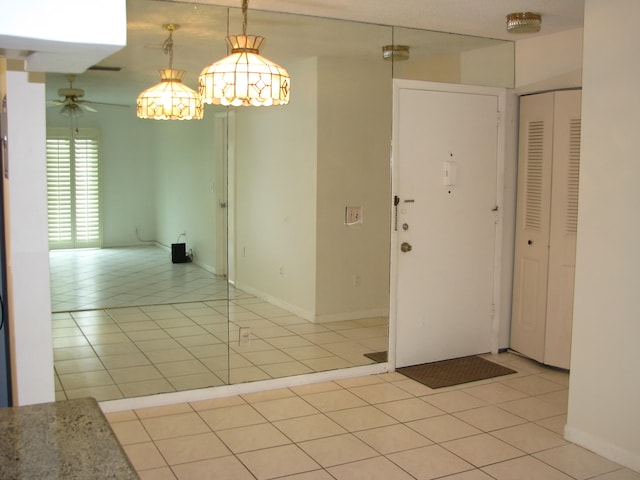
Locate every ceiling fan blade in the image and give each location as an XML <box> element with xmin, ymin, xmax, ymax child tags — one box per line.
<box><xmin>81</xmin><ymin>100</ymin><xmax>130</xmax><ymax>108</ymax></box>
<box><xmin>79</xmin><ymin>103</ymin><xmax>98</xmax><ymax>113</ymax></box>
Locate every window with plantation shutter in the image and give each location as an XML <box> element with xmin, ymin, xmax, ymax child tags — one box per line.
<box><xmin>46</xmin><ymin>128</ymin><xmax>101</xmax><ymax>249</ymax></box>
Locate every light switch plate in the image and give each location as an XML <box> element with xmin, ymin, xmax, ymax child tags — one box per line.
<box><xmin>239</xmin><ymin>327</ymin><xmax>251</xmax><ymax>346</ymax></box>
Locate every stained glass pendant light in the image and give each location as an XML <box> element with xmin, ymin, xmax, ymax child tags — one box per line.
<box><xmin>137</xmin><ymin>24</ymin><xmax>204</xmax><ymax>120</ymax></box>
<box><xmin>199</xmin><ymin>0</ymin><xmax>290</xmax><ymax>107</ymax></box>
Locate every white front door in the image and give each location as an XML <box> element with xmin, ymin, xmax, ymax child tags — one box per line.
<box><xmin>391</xmin><ymin>81</ymin><xmax>504</xmax><ymax>368</ymax></box>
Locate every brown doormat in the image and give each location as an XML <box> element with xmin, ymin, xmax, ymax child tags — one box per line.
<box><xmin>364</xmin><ymin>351</ymin><xmax>388</xmax><ymax>363</ymax></box>
<box><xmin>396</xmin><ymin>355</ymin><xmax>516</xmax><ymax>389</ymax></box>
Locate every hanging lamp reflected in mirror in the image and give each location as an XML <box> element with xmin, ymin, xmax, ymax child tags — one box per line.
<box><xmin>137</xmin><ymin>24</ymin><xmax>204</xmax><ymax>120</ymax></box>
<box><xmin>199</xmin><ymin>0</ymin><xmax>290</xmax><ymax>107</ymax></box>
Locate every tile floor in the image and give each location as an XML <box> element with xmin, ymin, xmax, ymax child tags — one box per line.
<box><xmin>106</xmin><ymin>352</ymin><xmax>640</xmax><ymax>480</ymax></box>
<box><xmin>50</xmin><ymin>246</ymin><xmax>388</xmax><ymax>401</ymax></box>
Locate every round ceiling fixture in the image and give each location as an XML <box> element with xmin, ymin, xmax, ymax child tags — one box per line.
<box><xmin>506</xmin><ymin>12</ymin><xmax>542</xmax><ymax>34</ymax></box>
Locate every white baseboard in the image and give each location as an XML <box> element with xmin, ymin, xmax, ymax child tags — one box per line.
<box><xmin>235</xmin><ymin>283</ymin><xmax>314</xmax><ymax>321</ymax></box>
<box><xmin>313</xmin><ymin>308</ymin><xmax>389</xmax><ymax>324</ymax></box>
<box><xmin>100</xmin><ymin>362</ymin><xmax>390</xmax><ymax>413</ymax></box>
<box><xmin>564</xmin><ymin>424</ymin><xmax>640</xmax><ymax>473</ymax></box>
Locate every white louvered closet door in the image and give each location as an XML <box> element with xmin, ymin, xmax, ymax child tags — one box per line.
<box><xmin>545</xmin><ymin>90</ymin><xmax>581</xmax><ymax>368</ymax></box>
<box><xmin>510</xmin><ymin>90</ymin><xmax>581</xmax><ymax>369</ymax></box>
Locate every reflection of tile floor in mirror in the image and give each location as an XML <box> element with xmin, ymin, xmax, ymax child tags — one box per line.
<box><xmin>50</xmin><ymin>247</ymin><xmax>389</xmax><ymax>401</ymax></box>
<box><xmin>53</xmin><ymin>301</ymin><xmax>388</xmax><ymax>401</ymax></box>
<box><xmin>106</xmin><ymin>353</ymin><xmax>639</xmax><ymax>480</ymax></box>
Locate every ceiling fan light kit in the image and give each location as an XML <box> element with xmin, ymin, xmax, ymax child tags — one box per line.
<box><xmin>136</xmin><ymin>24</ymin><xmax>204</xmax><ymax>120</ymax></box>
<box><xmin>506</xmin><ymin>12</ymin><xmax>542</xmax><ymax>34</ymax></box>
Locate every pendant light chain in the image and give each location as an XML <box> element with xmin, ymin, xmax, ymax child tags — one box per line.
<box><xmin>163</xmin><ymin>25</ymin><xmax>175</xmax><ymax>70</ymax></box>
<box><xmin>242</xmin><ymin>0</ymin><xmax>248</xmax><ymax>36</ymax></box>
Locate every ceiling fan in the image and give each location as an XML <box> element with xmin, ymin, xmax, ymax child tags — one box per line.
<box><xmin>49</xmin><ymin>75</ymin><xmax>128</xmax><ymax>118</ymax></box>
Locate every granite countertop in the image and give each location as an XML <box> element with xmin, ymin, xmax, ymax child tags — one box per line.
<box><xmin>0</xmin><ymin>397</ymin><xmax>139</xmax><ymax>479</ymax></box>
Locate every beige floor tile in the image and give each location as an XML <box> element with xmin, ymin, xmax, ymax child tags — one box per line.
<box><xmin>137</xmin><ymin>466</ymin><xmax>177</xmax><ymax>480</ymax></box>
<box><xmin>328</xmin><ymin>455</ymin><xmax>415</xmax><ymax>480</ymax></box>
<box><xmin>534</xmin><ymin>444</ymin><xmax>621</xmax><ymax>479</ymax></box>
<box><xmin>242</xmin><ymin>344</ymin><xmax>293</xmax><ymax>365</ymax></box>
<box><xmin>482</xmin><ymin>455</ymin><xmax>574</xmax><ymax>479</ymax></box>
<box><xmin>171</xmin><ymin>455</ymin><xmax>255</xmax><ymax>480</ymax></box>
<box><xmin>110</xmin><ymin>419</ymin><xmax>151</xmax><ymax>445</ymax></box>
<box><xmin>387</xmin><ymin>444</ymin><xmax>474</xmax><ymax>479</ymax></box>
<box><xmin>499</xmin><ymin>396</ymin><xmax>566</xmax><ymax>421</ymax></box>
<box><xmin>79</xmin><ymin>323</ymin><xmax>123</xmax><ymax>335</ymax></box>
<box><xmin>164</xmin><ymin>325</ymin><xmax>210</xmax><ymax>338</ymax></box>
<box><xmin>391</xmin><ymin>378</ymin><xmax>439</xmax><ymax>396</ymax></box>
<box><xmin>119</xmin><ymin>378</ymin><xmax>175</xmax><ymax>397</ymax></box>
<box><xmin>300</xmin><ymin>389</ymin><xmax>367</xmax><ymax>412</ymax></box>
<box><xmin>99</xmin><ymin>352</ymin><xmax>151</xmax><ymax>369</ymax></box>
<box><xmin>85</xmin><ymin>332</ymin><xmax>132</xmax><ymax>345</ymax></box>
<box><xmin>591</xmin><ymin>469</ymin><xmax>640</xmax><ymax>480</ymax></box>
<box><xmin>155</xmin><ymin>432</ymin><xmax>231</xmax><ymax>465</ymax></box>
<box><xmin>422</xmin><ymin>390</ymin><xmax>488</xmax><ymax>413</ymax></box>
<box><xmin>175</xmin><ymin>334</ymin><xmax>222</xmax><ymax>347</ymax></box>
<box><xmin>278</xmin><ymin>471</ymin><xmax>335</xmax><ymax>480</ymax></box>
<box><xmin>355</xmin><ymin>423</ymin><xmax>432</xmax><ymax>454</ymax></box>
<box><xmin>104</xmin><ymin>410</ymin><xmax>137</xmax><ymax>423</ymax></box>
<box><xmin>109</xmin><ymin>365</ymin><xmax>163</xmax><ymax>383</ymax></box>
<box><xmin>453</xmin><ymin>405</ymin><xmax>528</xmax><ymax>432</ymax></box>
<box><xmin>155</xmin><ymin>359</ymin><xmax>209</xmax><ymax>377</ymax></box>
<box><xmin>407</xmin><ymin>414</ymin><xmax>482</xmax><ymax>443</ymax></box>
<box><xmin>462</xmin><ymin>381</ymin><xmax>530</xmax><ymax>403</ymax></box>
<box><xmin>168</xmin><ymin>372</ymin><xmax>224</xmax><ymax>390</ymax></box>
<box><xmin>335</xmin><ymin>375</ymin><xmax>386</xmax><ymax>388</ymax></box>
<box><xmin>142</xmin><ymin>348</ymin><xmax>194</xmax><ymax>364</ymax></box>
<box><xmin>198</xmin><ymin>403</ymin><xmax>267</xmax><ymax>430</ymax></box>
<box><xmin>260</xmin><ymin>360</ymin><xmax>314</xmax><ymax>377</ymax></box>
<box><xmin>289</xmin><ymin>381</ymin><xmax>342</xmax><ymax>396</ymax></box>
<box><xmin>190</xmin><ymin>395</ymin><xmax>246</xmax><ymax>412</ymax></box>
<box><xmin>492</xmin><ymin>422</ymin><xmax>567</xmax><ymax>453</ymax></box>
<box><xmin>54</xmin><ymin>357</ymin><xmax>105</xmax><ymax>374</ymax></box>
<box><xmin>437</xmin><ymin>471</ymin><xmax>494</xmax><ymax>480</ymax></box>
<box><xmin>135</xmin><ymin>403</ymin><xmax>194</xmax><ymax>419</ymax></box>
<box><xmin>216</xmin><ymin>422</ymin><xmax>291</xmax><ymax>453</ymax></box>
<box><xmin>141</xmin><ymin>412</ymin><xmax>210</xmax><ymax>440</ymax></box>
<box><xmin>64</xmin><ymin>384</ymin><xmax>124</xmax><ymax>401</ymax></box>
<box><xmin>503</xmin><ymin>375</ymin><xmax>568</xmax><ymax>396</ymax></box>
<box><xmin>375</xmin><ymin>397</ymin><xmax>445</xmax><ymax>422</ymax></box>
<box><xmin>228</xmin><ymin>366</ymin><xmax>271</xmax><ymax>383</ymax></box>
<box><xmin>250</xmin><ymin>396</ymin><xmax>319</xmax><ymax>421</ymax></box>
<box><xmin>273</xmin><ymin>414</ymin><xmax>347</xmax><ymax>442</ymax></box>
<box><xmin>536</xmin><ymin>389</ymin><xmax>569</xmax><ymax>412</ymax></box>
<box><xmin>124</xmin><ymin>329</ymin><xmax>170</xmax><ymax>341</ymax></box>
<box><xmin>52</xmin><ymin>336</ymin><xmax>91</xmax><ymax>348</ymax></box>
<box><xmin>301</xmin><ymin>356</ymin><xmax>354</xmax><ymax>371</ymax></box>
<box><xmin>53</xmin><ymin>345</ymin><xmax>96</xmax><ymax>361</ymax></box>
<box><xmin>283</xmin><ymin>345</ymin><xmax>334</xmax><ymax>361</ymax></box>
<box><xmin>123</xmin><ymin>442</ymin><xmax>167</xmax><ymax>471</ymax></box>
<box><xmin>535</xmin><ymin>414</ymin><xmax>567</xmax><ymax>435</ymax></box>
<box><xmin>93</xmin><ymin>342</ymin><xmax>141</xmax><ymax>356</ymax></box>
<box><xmin>135</xmin><ymin>338</ymin><xmax>183</xmax><ymax>352</ymax></box>
<box><xmin>265</xmin><ymin>335</ymin><xmax>314</xmax><ymax>349</ymax></box>
<box><xmin>442</xmin><ymin>433</ymin><xmax>524</xmax><ymax>467</ymax></box>
<box><xmin>326</xmin><ymin>405</ymin><xmax>397</xmax><ymax>432</ymax></box>
<box><xmin>299</xmin><ymin>433</ymin><xmax>378</xmax><ymax>467</ymax></box>
<box><xmin>238</xmin><ymin>444</ymin><xmax>321</xmax><ymax>480</ymax></box>
<box><xmin>58</xmin><ymin>370</ymin><xmax>114</xmax><ymax>390</ymax></box>
<box><xmin>348</xmin><ymin>382</ymin><xmax>414</xmax><ymax>404</ymax></box>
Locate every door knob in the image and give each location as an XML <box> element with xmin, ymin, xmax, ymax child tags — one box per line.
<box><xmin>401</xmin><ymin>242</ymin><xmax>412</xmax><ymax>252</ymax></box>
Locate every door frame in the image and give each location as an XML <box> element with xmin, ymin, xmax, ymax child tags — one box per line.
<box><xmin>388</xmin><ymin>79</ymin><xmax>508</xmax><ymax>370</ymax></box>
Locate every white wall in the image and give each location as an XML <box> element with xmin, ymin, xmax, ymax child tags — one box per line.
<box><xmin>515</xmin><ymin>28</ymin><xmax>583</xmax><ymax>93</ymax></box>
<box><xmin>461</xmin><ymin>42</ymin><xmax>514</xmax><ymax>88</ymax></box>
<box><xmin>565</xmin><ymin>0</ymin><xmax>640</xmax><ymax>471</ymax></box>
<box><xmin>1</xmin><ymin>61</ymin><xmax>55</xmax><ymax>405</ymax></box>
<box><xmin>234</xmin><ymin>58</ymin><xmax>318</xmax><ymax>317</ymax></box>
<box><xmin>315</xmin><ymin>56</ymin><xmax>392</xmax><ymax>321</ymax></box>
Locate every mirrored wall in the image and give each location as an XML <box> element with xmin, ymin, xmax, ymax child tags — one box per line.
<box><xmin>46</xmin><ymin>0</ymin><xmax>513</xmax><ymax>402</ymax></box>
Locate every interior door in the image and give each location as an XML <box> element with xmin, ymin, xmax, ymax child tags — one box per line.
<box><xmin>392</xmin><ymin>81</ymin><xmax>502</xmax><ymax>368</ymax></box>
<box><xmin>510</xmin><ymin>92</ymin><xmax>555</xmax><ymax>363</ymax></box>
